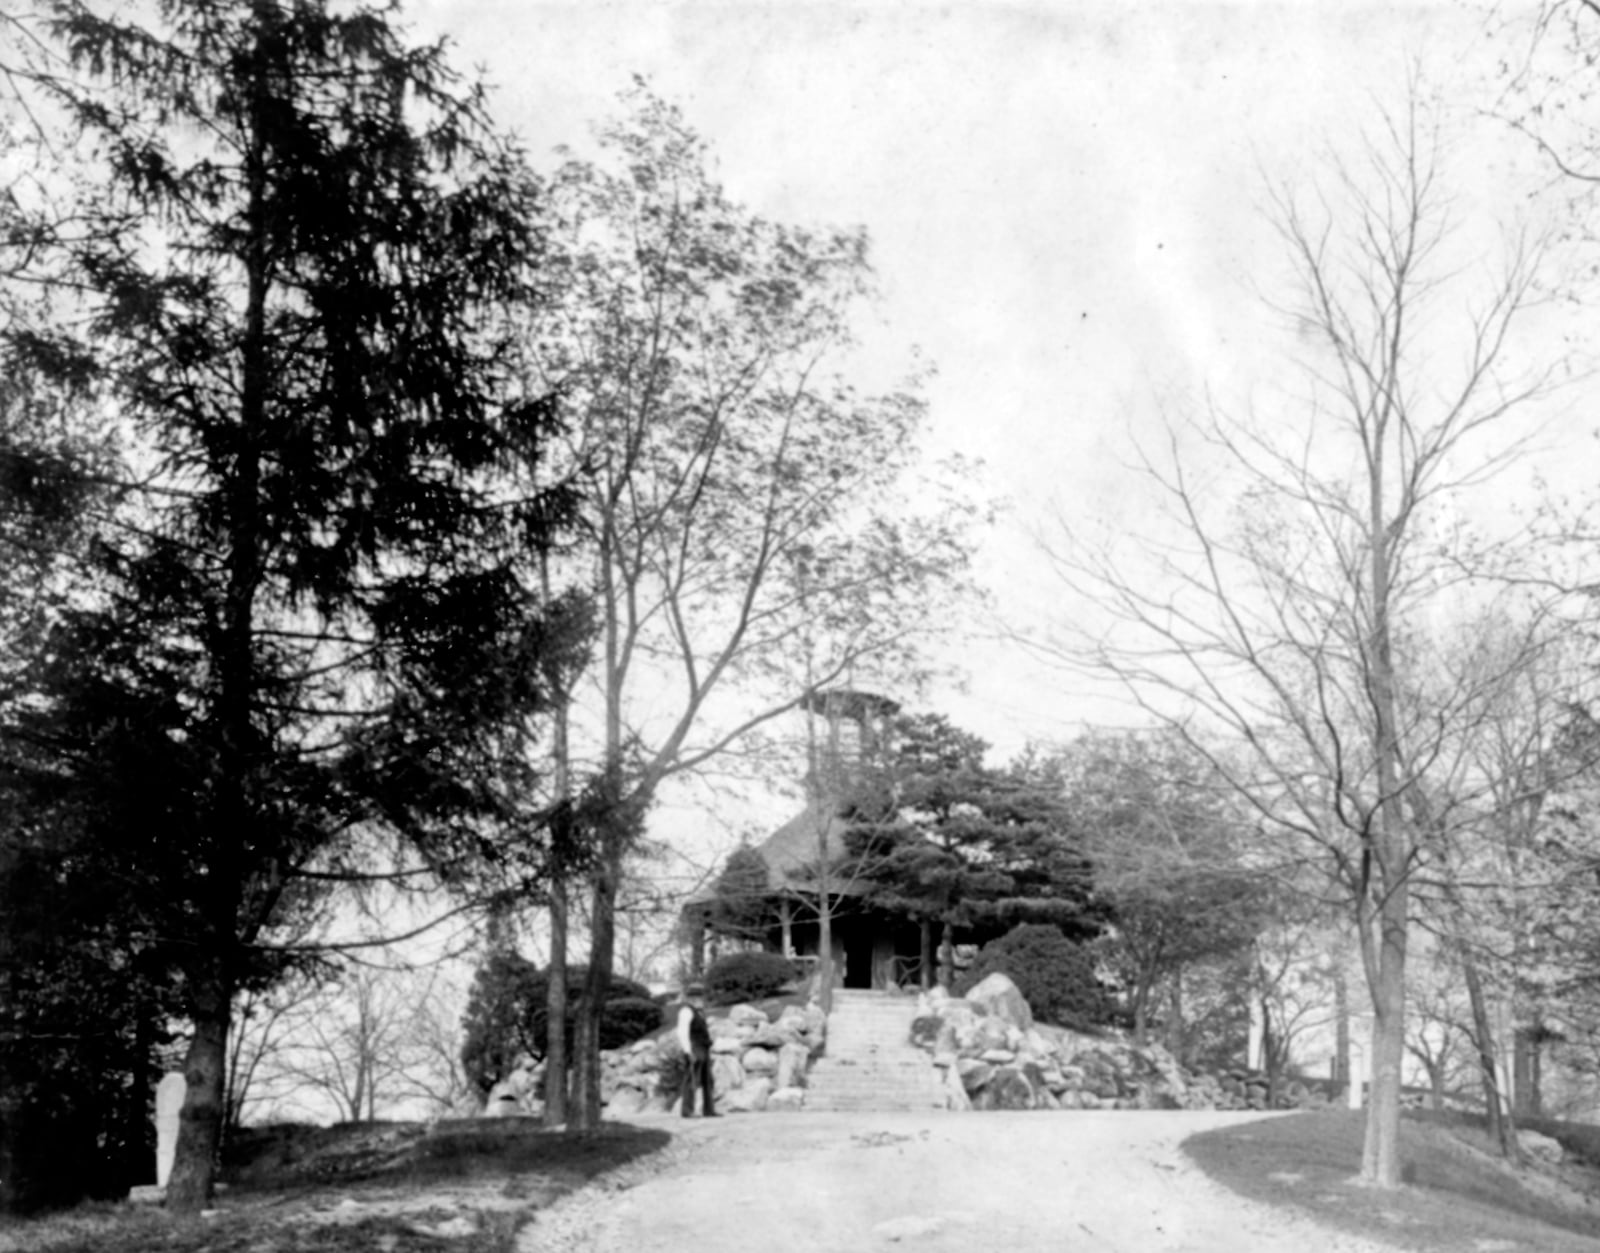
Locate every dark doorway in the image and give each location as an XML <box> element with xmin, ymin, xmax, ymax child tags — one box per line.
<box><xmin>844</xmin><ymin>930</ymin><xmax>873</xmax><ymax>989</ymax></box>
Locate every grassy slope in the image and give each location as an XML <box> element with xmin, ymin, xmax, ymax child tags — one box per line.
<box><xmin>0</xmin><ymin>1119</ymin><xmax>671</xmax><ymax>1253</ymax></box>
<box><xmin>0</xmin><ymin>994</ymin><xmax>804</xmax><ymax>1253</ymax></box>
<box><xmin>1186</xmin><ymin>1109</ymin><xmax>1600</xmax><ymax>1252</ymax></box>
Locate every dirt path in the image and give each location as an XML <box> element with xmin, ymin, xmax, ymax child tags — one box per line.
<box><xmin>524</xmin><ymin>1110</ymin><xmax>1403</xmax><ymax>1253</ymax></box>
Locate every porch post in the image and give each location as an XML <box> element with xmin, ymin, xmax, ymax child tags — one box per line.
<box><xmin>919</xmin><ymin>919</ymin><xmax>933</xmax><ymax>991</ymax></box>
<box><xmin>779</xmin><ymin>898</ymin><xmax>794</xmax><ymax>959</ymax></box>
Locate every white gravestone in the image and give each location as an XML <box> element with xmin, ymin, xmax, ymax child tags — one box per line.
<box><xmin>155</xmin><ymin>1072</ymin><xmax>186</xmax><ymax>1188</ymax></box>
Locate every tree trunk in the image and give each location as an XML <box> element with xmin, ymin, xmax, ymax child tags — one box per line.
<box><xmin>123</xmin><ymin>998</ymin><xmax>155</xmax><ymax>1191</ymax></box>
<box><xmin>1460</xmin><ymin>945</ymin><xmax>1517</xmax><ymax>1159</ymax></box>
<box><xmin>816</xmin><ymin>887</ymin><xmax>834</xmax><ymax>1010</ymax></box>
<box><xmin>572</xmin><ymin>821</ymin><xmax>621</xmax><ymax>1130</ymax></box>
<box><xmin>1513</xmin><ymin>1028</ymin><xmax>1542</xmax><ymax>1121</ymax></box>
<box><xmin>1360</xmin><ymin>890</ymin><xmax>1409</xmax><ymax>1187</ymax></box>
<box><xmin>166</xmin><ymin>980</ymin><xmax>230</xmax><ymax>1211</ymax></box>
<box><xmin>1358</xmin><ymin>395</ymin><xmax>1410</xmax><ymax>1190</ymax></box>
<box><xmin>1164</xmin><ymin>970</ymin><xmax>1184</xmax><ymax>1062</ymax></box>
<box><xmin>543</xmin><ymin>616</ymin><xmax>571</xmax><ymax>1129</ymax></box>
<box><xmin>919</xmin><ymin>919</ymin><xmax>933</xmax><ymax>991</ymax></box>
<box><xmin>170</xmin><ymin>1</ymin><xmax>268</xmax><ymax>1211</ymax></box>
<box><xmin>1334</xmin><ymin>964</ymin><xmax>1350</xmax><ymax>1102</ymax></box>
<box><xmin>544</xmin><ymin>876</ymin><xmax>568</xmax><ymax>1127</ymax></box>
<box><xmin>937</xmin><ymin>921</ymin><xmax>954</xmax><ymax>989</ymax></box>
<box><xmin>1261</xmin><ymin>998</ymin><xmax>1278</xmax><ymax>1105</ymax></box>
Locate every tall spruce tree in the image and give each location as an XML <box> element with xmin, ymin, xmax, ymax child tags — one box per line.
<box><xmin>0</xmin><ymin>0</ymin><xmax>581</xmax><ymax>1209</ymax></box>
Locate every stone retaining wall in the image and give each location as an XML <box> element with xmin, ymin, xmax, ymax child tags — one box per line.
<box><xmin>511</xmin><ymin>975</ymin><xmax>1338</xmax><ymax>1117</ymax></box>
<box><xmin>912</xmin><ymin>976</ymin><xmax>1336</xmax><ymax>1113</ymax></box>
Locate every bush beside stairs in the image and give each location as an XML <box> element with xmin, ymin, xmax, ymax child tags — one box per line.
<box><xmin>806</xmin><ymin>989</ymin><xmax>945</xmax><ymax>1112</ymax></box>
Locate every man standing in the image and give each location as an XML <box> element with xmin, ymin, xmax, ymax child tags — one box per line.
<box><xmin>676</xmin><ymin>987</ymin><xmax>717</xmax><ymax>1117</ymax></box>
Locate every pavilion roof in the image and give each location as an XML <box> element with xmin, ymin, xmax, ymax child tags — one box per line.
<box><xmin>682</xmin><ymin>800</ymin><xmax>867</xmax><ymax>909</ymax></box>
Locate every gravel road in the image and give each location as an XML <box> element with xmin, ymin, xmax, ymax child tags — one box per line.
<box><xmin>521</xmin><ymin>1109</ymin><xmax>1404</xmax><ymax>1253</ymax></box>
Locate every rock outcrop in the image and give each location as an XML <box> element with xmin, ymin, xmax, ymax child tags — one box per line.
<box><xmin>910</xmin><ymin>978</ymin><xmax>1336</xmax><ymax>1113</ymax></box>
<box><xmin>591</xmin><ymin>976</ymin><xmax>1336</xmax><ymax>1116</ymax></box>
<box><xmin>598</xmin><ymin>1000</ymin><xmax>826</xmax><ymax>1116</ymax></box>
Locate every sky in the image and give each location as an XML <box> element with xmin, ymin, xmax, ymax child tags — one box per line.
<box><xmin>401</xmin><ymin>1</ymin><xmax>1593</xmax><ymax>808</ymax></box>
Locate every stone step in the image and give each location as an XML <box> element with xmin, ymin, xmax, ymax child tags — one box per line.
<box><xmin>802</xmin><ymin>993</ymin><xmax>945</xmax><ymax>1113</ymax></box>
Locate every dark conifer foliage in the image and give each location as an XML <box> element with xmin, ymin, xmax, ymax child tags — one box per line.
<box><xmin>843</xmin><ymin>713</ymin><xmax>1107</xmax><ymax>988</ymax></box>
<box><xmin>0</xmin><ymin>0</ymin><xmax>584</xmax><ymax>1210</ymax></box>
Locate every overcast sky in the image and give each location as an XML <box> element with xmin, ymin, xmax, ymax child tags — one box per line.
<box><xmin>400</xmin><ymin>2</ymin><xmax>1588</xmax><ymax>777</ymax></box>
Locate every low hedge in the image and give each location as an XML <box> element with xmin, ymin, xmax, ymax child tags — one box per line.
<box><xmin>703</xmin><ymin>951</ymin><xmax>798</xmax><ymax>1005</ymax></box>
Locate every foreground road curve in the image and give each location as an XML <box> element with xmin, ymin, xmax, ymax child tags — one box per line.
<box><xmin>547</xmin><ymin>1110</ymin><xmax>1402</xmax><ymax>1253</ymax></box>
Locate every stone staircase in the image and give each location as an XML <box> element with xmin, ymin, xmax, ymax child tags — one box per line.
<box><xmin>805</xmin><ymin>989</ymin><xmax>946</xmax><ymax>1112</ymax></box>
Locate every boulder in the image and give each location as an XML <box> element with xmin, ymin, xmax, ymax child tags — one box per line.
<box><xmin>749</xmin><ymin>1023</ymin><xmax>796</xmax><ymax>1049</ymax></box>
<box><xmin>712</xmin><ymin>1054</ymin><xmax>745</xmax><ymax>1093</ymax></box>
<box><xmin>910</xmin><ymin>1015</ymin><xmax>943</xmax><ymax>1049</ymax></box>
<box><xmin>977</xmin><ymin>1017</ymin><xmax>1012</xmax><ymax>1051</ymax></box>
<box><xmin>630</xmin><ymin>1046</ymin><xmax>664</xmax><ymax>1072</ymax></box>
<box><xmin>723</xmin><ymin>1076</ymin><xmax>774</xmax><ymax>1113</ymax></box>
<box><xmin>948</xmin><ymin>1010</ymin><xmax>984</xmax><ymax>1051</ymax></box>
<box><xmin>1140</xmin><ymin>1042</ymin><xmax>1188</xmax><ymax>1099</ymax></box>
<box><xmin>728</xmin><ymin>1003</ymin><xmax>769</xmax><ymax>1027</ymax></box>
<box><xmin>957</xmin><ymin>1059</ymin><xmax>994</xmax><ymax>1094</ymax></box>
<box><xmin>484</xmin><ymin>1082</ymin><xmax>524</xmax><ymax>1117</ymax></box>
<box><xmin>711</xmin><ymin>1036</ymin><xmax>744</xmax><ymax>1054</ymax></box>
<box><xmin>768</xmin><ymin>1086</ymin><xmax>806</xmax><ymax>1112</ymax></box>
<box><xmin>742</xmin><ymin>1047</ymin><xmax>779</xmax><ymax>1076</ymax></box>
<box><xmin>1134</xmin><ymin>1082</ymin><xmax>1180</xmax><ymax>1110</ymax></box>
<box><xmin>944</xmin><ymin>1065</ymin><xmax>973</xmax><ymax>1112</ymax></box>
<box><xmin>963</xmin><ymin>973</ymin><xmax>1033</xmax><ymax>1030</ymax></box>
<box><xmin>776</xmin><ymin>1041</ymin><xmax>810</xmax><ymax>1089</ymax></box>
<box><xmin>776</xmin><ymin>1004</ymin><xmax>810</xmax><ymax>1034</ymax></box>
<box><xmin>1519</xmin><ymin>1130</ymin><xmax>1565</xmax><ymax>1165</ymax></box>
<box><xmin>978</xmin><ymin>1066</ymin><xmax>1035</xmax><ymax>1111</ymax></box>
<box><xmin>980</xmin><ymin>1048</ymin><xmax>1017</xmax><ymax>1065</ymax></box>
<box><xmin>605</xmin><ymin>1086</ymin><xmax>650</xmax><ymax>1117</ymax></box>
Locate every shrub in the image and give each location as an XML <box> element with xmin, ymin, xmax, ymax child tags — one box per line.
<box><xmin>460</xmin><ymin>957</ymin><xmax>658</xmax><ymax>1092</ymax></box>
<box><xmin>600</xmin><ymin>997</ymin><xmax>670</xmax><ymax>1051</ymax></box>
<box><xmin>954</xmin><ymin>923</ymin><xmax>1114</xmax><ymax>1030</ymax></box>
<box><xmin>703</xmin><ymin>950</ymin><xmax>798</xmax><ymax>1005</ymax></box>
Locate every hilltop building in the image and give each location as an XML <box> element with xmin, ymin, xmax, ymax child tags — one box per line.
<box><xmin>681</xmin><ymin>689</ymin><xmax>934</xmax><ymax>992</ymax></box>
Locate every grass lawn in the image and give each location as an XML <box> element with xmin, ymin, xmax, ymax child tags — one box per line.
<box><xmin>0</xmin><ymin>1119</ymin><xmax>671</xmax><ymax>1253</ymax></box>
<box><xmin>1185</xmin><ymin>1108</ymin><xmax>1600</xmax><ymax>1251</ymax></box>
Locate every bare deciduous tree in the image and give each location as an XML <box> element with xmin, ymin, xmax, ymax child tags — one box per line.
<box><xmin>1029</xmin><ymin>100</ymin><xmax>1561</xmax><ymax>1187</ymax></box>
<box><xmin>527</xmin><ymin>89</ymin><xmax>982</xmax><ymax>1129</ymax></box>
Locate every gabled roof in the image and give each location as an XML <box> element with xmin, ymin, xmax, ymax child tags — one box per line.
<box><xmin>755</xmin><ymin>802</ymin><xmax>854</xmax><ymax>891</ymax></box>
<box><xmin>683</xmin><ymin>801</ymin><xmax>866</xmax><ymax>910</ymax></box>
